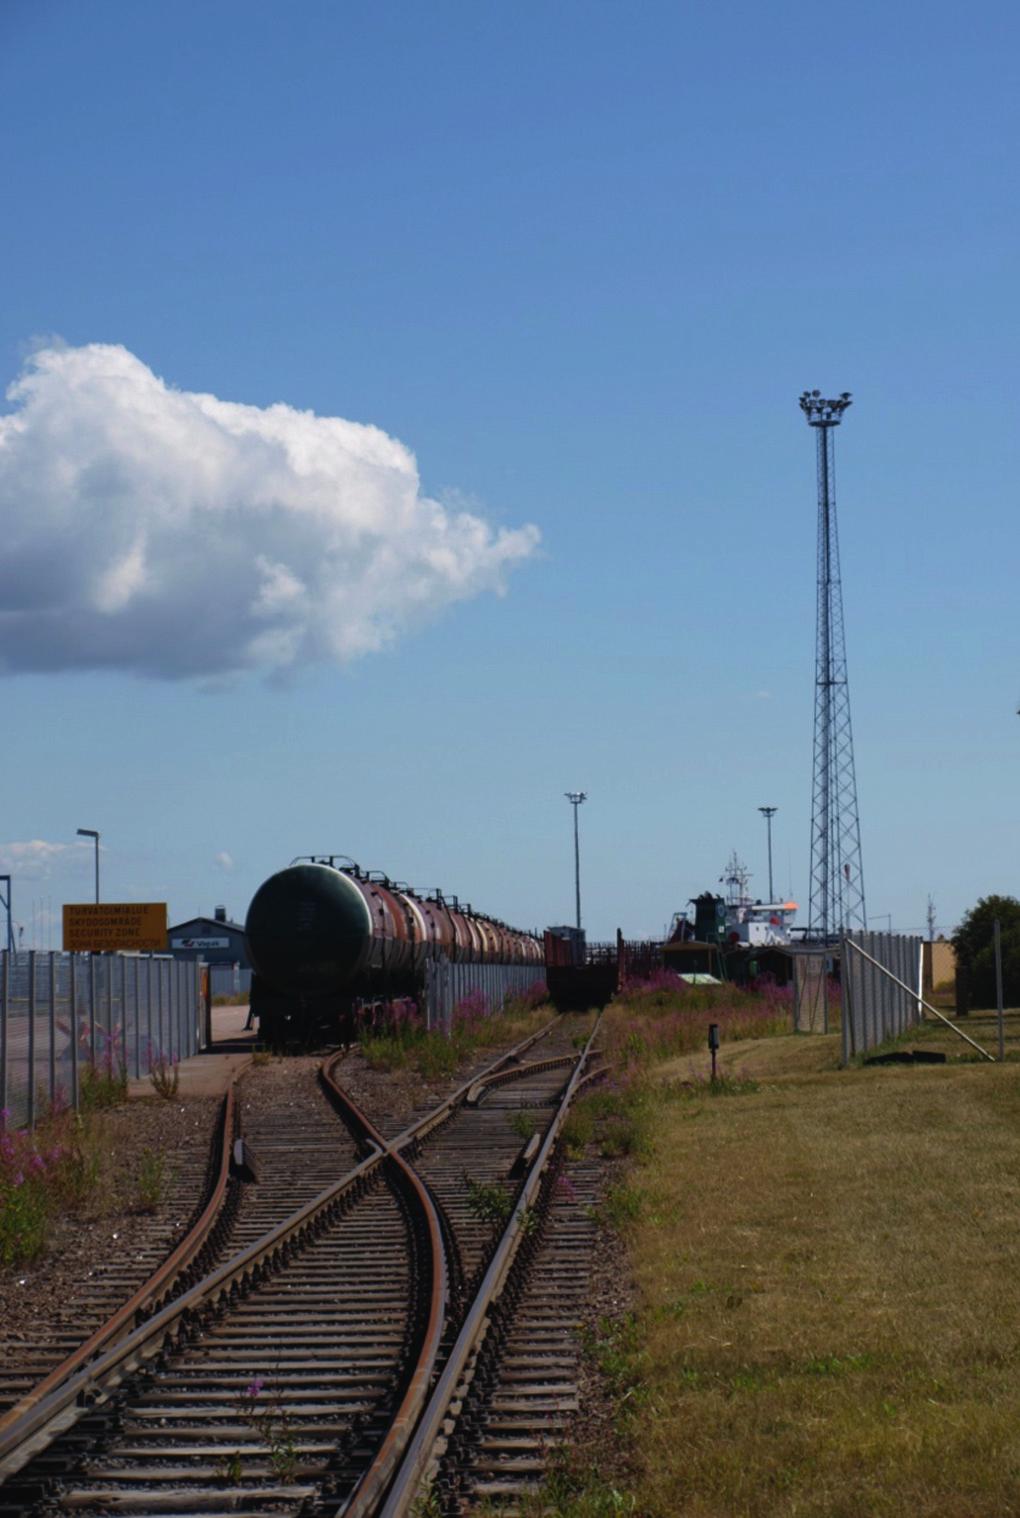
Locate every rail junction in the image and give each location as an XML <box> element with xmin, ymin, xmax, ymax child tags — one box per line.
<box><xmin>0</xmin><ymin>1013</ymin><xmax>607</xmax><ymax>1516</ymax></box>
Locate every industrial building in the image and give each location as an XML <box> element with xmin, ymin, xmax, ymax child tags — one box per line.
<box><xmin>166</xmin><ymin>905</ymin><xmax>251</xmax><ymax>998</ymax></box>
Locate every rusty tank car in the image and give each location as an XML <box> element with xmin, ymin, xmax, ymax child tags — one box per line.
<box><xmin>245</xmin><ymin>856</ymin><xmax>543</xmax><ymax>1045</ymax></box>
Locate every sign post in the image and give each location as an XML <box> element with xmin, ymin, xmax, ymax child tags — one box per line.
<box><xmin>63</xmin><ymin>903</ymin><xmax>168</xmax><ymax>954</ymax></box>
<box><xmin>708</xmin><ymin>1022</ymin><xmax>720</xmax><ymax>1082</ymax></box>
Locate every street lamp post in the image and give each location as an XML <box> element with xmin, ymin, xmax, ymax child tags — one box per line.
<box><xmin>758</xmin><ymin>807</ymin><xmax>778</xmax><ymax>903</ymax></box>
<box><xmin>564</xmin><ymin>792</ymin><xmax>587</xmax><ymax>932</ymax></box>
<box><xmin>77</xmin><ymin>829</ymin><xmax>100</xmax><ymax>903</ymax></box>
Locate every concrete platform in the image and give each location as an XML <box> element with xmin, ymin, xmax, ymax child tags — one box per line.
<box><xmin>127</xmin><ymin>1003</ymin><xmax>256</xmax><ymax>1101</ymax></box>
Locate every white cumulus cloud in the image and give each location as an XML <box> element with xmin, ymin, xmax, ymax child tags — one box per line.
<box><xmin>0</xmin><ymin>839</ymin><xmax>92</xmax><ymax>880</ymax></box>
<box><xmin>0</xmin><ymin>343</ymin><xmax>540</xmax><ymax>679</ymax></box>
<box><xmin>213</xmin><ymin>851</ymin><xmax>235</xmax><ymax>873</ymax></box>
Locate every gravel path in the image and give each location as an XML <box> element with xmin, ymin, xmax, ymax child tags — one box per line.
<box><xmin>0</xmin><ymin>1096</ymin><xmax>220</xmax><ymax>1415</ymax></box>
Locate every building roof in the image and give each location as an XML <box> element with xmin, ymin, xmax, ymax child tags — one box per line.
<box><xmin>168</xmin><ymin>915</ymin><xmax>246</xmax><ymax>935</ymax></box>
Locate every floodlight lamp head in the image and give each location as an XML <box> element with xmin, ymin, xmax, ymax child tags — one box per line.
<box><xmin>564</xmin><ymin>790</ymin><xmax>588</xmax><ymax>806</ymax></box>
<box><xmin>799</xmin><ymin>389</ymin><xmax>852</xmax><ymax>427</ymax></box>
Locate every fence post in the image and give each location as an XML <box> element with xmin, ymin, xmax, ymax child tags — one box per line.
<box><xmin>27</xmin><ymin>950</ymin><xmax>36</xmax><ymax>1129</ymax></box>
<box><xmin>70</xmin><ymin>955</ymin><xmax>79</xmax><ymax>1111</ymax></box>
<box><xmin>88</xmin><ymin>954</ymin><xmax>96</xmax><ymax>1066</ymax></box>
<box><xmin>132</xmin><ymin>957</ymin><xmax>140</xmax><ymax>1078</ymax></box>
<box><xmin>48</xmin><ymin>951</ymin><xmax>57</xmax><ymax>1111</ymax></box>
<box><xmin>840</xmin><ymin>937</ymin><xmax>851</xmax><ymax>1063</ymax></box>
<box><xmin>0</xmin><ymin>952</ymin><xmax>7</xmax><ymax>1117</ymax></box>
<box><xmin>157</xmin><ymin>960</ymin><xmax>165</xmax><ymax>1062</ymax></box>
<box><xmin>145</xmin><ymin>957</ymin><xmax>153</xmax><ymax>1067</ymax></box>
<box><xmin>105</xmin><ymin>957</ymin><xmax>114</xmax><ymax>1071</ymax></box>
<box><xmin>875</xmin><ymin>933</ymin><xmax>886</xmax><ymax>1044</ymax></box>
<box><xmin>995</xmin><ymin>919</ymin><xmax>1005</xmax><ymax>1061</ymax></box>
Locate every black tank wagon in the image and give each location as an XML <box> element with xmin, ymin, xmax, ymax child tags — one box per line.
<box><xmin>245</xmin><ymin>856</ymin><xmax>543</xmax><ymax>1045</ymax></box>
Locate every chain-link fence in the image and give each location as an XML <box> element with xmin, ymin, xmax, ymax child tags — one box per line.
<box><xmin>0</xmin><ymin>951</ymin><xmax>204</xmax><ymax>1128</ymax></box>
<box><xmin>423</xmin><ymin>960</ymin><xmax>547</xmax><ymax>1033</ymax></box>
<box><xmin>841</xmin><ymin>932</ymin><xmax>922</xmax><ymax>1062</ymax></box>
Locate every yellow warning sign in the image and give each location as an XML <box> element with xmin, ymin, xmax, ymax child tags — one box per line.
<box><xmin>63</xmin><ymin>902</ymin><xmax>168</xmax><ymax>953</ymax></box>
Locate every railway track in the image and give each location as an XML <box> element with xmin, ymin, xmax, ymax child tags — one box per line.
<box><xmin>0</xmin><ymin>1054</ymin><xmax>363</xmax><ymax>1444</ymax></box>
<box><xmin>0</xmin><ymin>1014</ymin><xmax>606</xmax><ymax>1517</ymax></box>
<box><xmin>429</xmin><ymin>1154</ymin><xmax>604</xmax><ymax>1513</ymax></box>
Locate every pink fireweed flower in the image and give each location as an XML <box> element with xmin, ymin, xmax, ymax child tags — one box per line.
<box><xmin>243</xmin><ymin>1377</ymin><xmax>265</xmax><ymax>1399</ymax></box>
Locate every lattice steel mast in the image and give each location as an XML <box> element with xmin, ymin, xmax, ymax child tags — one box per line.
<box><xmin>799</xmin><ymin>389</ymin><xmax>866</xmax><ymax>939</ymax></box>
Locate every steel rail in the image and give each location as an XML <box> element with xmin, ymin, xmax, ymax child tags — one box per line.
<box><xmin>370</xmin><ymin>1017</ymin><xmax>602</xmax><ymax>1518</ymax></box>
<box><xmin>464</xmin><ymin>1052</ymin><xmax>578</xmax><ymax>1106</ymax></box>
<box><xmin>0</xmin><ymin>1013</ymin><xmax>567</xmax><ymax>1487</ymax></box>
<box><xmin>378</xmin><ymin>1017</ymin><xmax>567</xmax><ymax>1155</ymax></box>
<box><xmin>319</xmin><ymin>1057</ymin><xmax>448</xmax><ymax>1511</ymax></box>
<box><xmin>316</xmin><ymin>1019</ymin><xmax>583</xmax><ymax>1514</ymax></box>
<box><xmin>0</xmin><ymin>1144</ymin><xmax>385</xmax><ymax>1482</ymax></box>
<box><xmin>0</xmin><ymin>1081</ymin><xmax>241</xmax><ymax>1441</ymax></box>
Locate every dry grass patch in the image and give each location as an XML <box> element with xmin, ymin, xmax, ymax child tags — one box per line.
<box><xmin>616</xmin><ymin>1055</ymin><xmax>1020</xmax><ymax>1516</ymax></box>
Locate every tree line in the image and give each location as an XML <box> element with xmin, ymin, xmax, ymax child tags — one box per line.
<box><xmin>952</xmin><ymin>895</ymin><xmax>1020</xmax><ymax>1010</ymax></box>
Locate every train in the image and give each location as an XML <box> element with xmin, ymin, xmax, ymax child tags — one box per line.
<box><xmin>245</xmin><ymin>855</ymin><xmax>544</xmax><ymax>1046</ymax></box>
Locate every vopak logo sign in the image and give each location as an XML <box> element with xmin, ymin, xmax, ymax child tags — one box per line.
<box><xmin>171</xmin><ymin>936</ymin><xmax>231</xmax><ymax>950</ymax></box>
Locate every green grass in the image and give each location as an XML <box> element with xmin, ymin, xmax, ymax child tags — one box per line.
<box><xmin>604</xmin><ymin>1039</ymin><xmax>1020</xmax><ymax>1516</ymax></box>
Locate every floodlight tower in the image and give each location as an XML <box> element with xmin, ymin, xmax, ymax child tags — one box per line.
<box><xmin>564</xmin><ymin>791</ymin><xmax>587</xmax><ymax>931</ymax></box>
<box><xmin>799</xmin><ymin>389</ymin><xmax>866</xmax><ymax>940</ymax></box>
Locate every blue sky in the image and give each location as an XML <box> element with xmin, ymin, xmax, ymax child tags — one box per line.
<box><xmin>1</xmin><ymin>0</ymin><xmax>1017</xmax><ymax>945</ymax></box>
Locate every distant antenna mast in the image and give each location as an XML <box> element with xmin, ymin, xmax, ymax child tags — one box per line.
<box><xmin>926</xmin><ymin>894</ymin><xmax>937</xmax><ymax>940</ymax></box>
<box><xmin>799</xmin><ymin>389</ymin><xmax>866</xmax><ymax>939</ymax></box>
<box><xmin>720</xmin><ymin>850</ymin><xmax>751</xmax><ymax>906</ymax></box>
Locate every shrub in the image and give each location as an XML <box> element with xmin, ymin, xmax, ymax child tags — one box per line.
<box><xmin>133</xmin><ymin>1146</ymin><xmax>167</xmax><ymax>1213</ymax></box>
<box><xmin>148</xmin><ymin>1050</ymin><xmax>180</xmax><ymax>1100</ymax></box>
<box><xmin>463</xmin><ymin>1172</ymin><xmax>513</xmax><ymax>1227</ymax></box>
<box><xmin>0</xmin><ymin>1108</ymin><xmax>91</xmax><ymax>1263</ymax></box>
<box><xmin>359</xmin><ymin>991</ymin><xmax>554</xmax><ymax>1076</ymax></box>
<box><xmin>602</xmin><ymin>976</ymin><xmax>790</xmax><ymax>1070</ymax></box>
